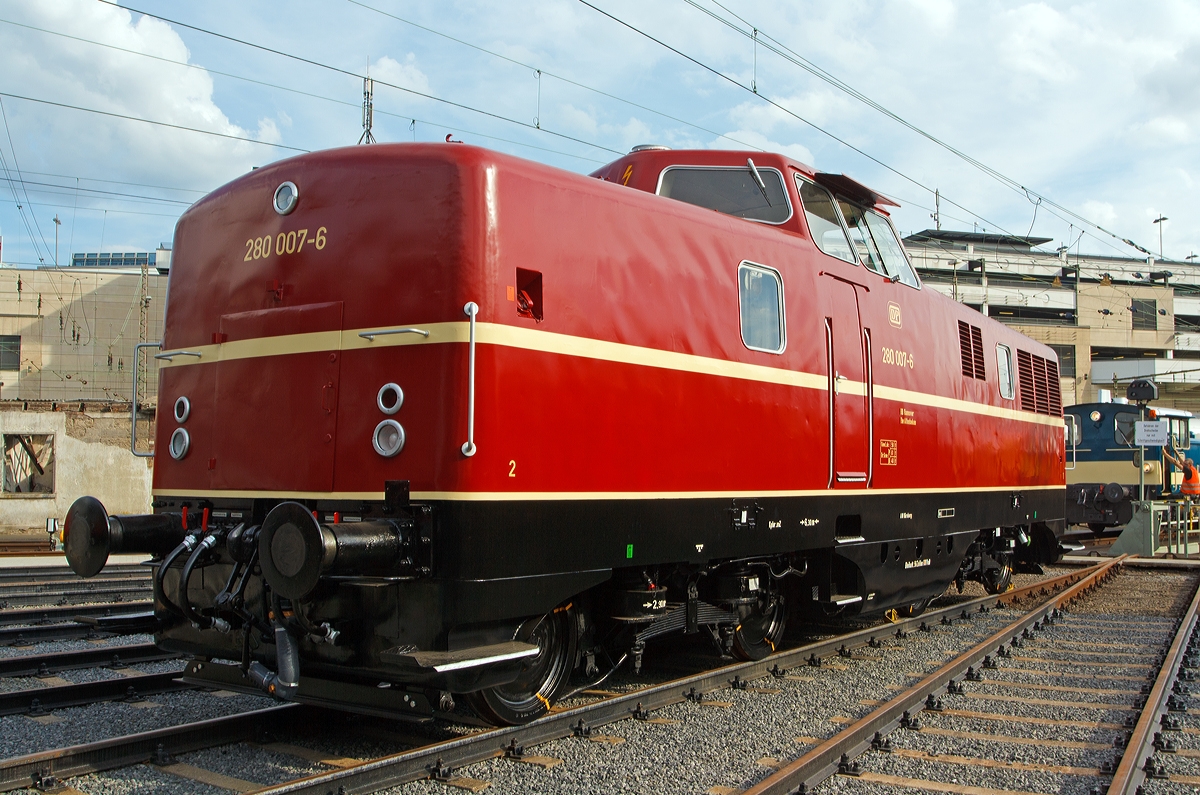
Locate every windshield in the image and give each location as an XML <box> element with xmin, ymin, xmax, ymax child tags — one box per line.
<box><xmin>863</xmin><ymin>210</ymin><xmax>920</xmax><ymax>288</ymax></box>
<box><xmin>658</xmin><ymin>167</ymin><xmax>791</xmax><ymax>223</ymax></box>
<box><xmin>1115</xmin><ymin>411</ymin><xmax>1138</xmax><ymax>446</ymax></box>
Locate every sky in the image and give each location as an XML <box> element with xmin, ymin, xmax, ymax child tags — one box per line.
<box><xmin>0</xmin><ymin>0</ymin><xmax>1197</xmax><ymax>269</ymax></box>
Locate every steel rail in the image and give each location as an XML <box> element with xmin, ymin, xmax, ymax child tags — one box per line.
<box><xmin>0</xmin><ymin>670</ymin><xmax>191</xmax><ymax>717</ymax></box>
<box><xmin>0</xmin><ymin>704</ymin><xmax>303</xmax><ymax>792</ymax></box>
<box><xmin>0</xmin><ymin>565</ymin><xmax>147</xmax><ymax>580</ymax></box>
<box><xmin>0</xmin><ymin>601</ymin><xmax>153</xmax><ymax>626</ymax></box>
<box><xmin>0</xmin><ymin>612</ymin><xmax>158</xmax><ymax>646</ymax></box>
<box><xmin>0</xmin><ymin>588</ymin><xmax>151</xmax><ymax>609</ymax></box>
<box><xmin>0</xmin><ymin>575</ymin><xmax>150</xmax><ymax>593</ymax></box>
<box><xmin>0</xmin><ymin>643</ymin><xmax>177</xmax><ymax>678</ymax></box>
<box><xmin>1107</xmin><ymin>567</ymin><xmax>1200</xmax><ymax>793</ymax></box>
<box><xmin>242</xmin><ymin>562</ymin><xmax>1109</xmax><ymax>795</ymax></box>
<box><xmin>742</xmin><ymin>554</ymin><xmax>1128</xmax><ymax>795</ymax></box>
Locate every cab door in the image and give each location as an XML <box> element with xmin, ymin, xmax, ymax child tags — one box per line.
<box><xmin>823</xmin><ymin>276</ymin><xmax>872</xmax><ymax>486</ymax></box>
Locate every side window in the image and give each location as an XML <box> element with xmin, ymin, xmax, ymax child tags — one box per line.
<box><xmin>796</xmin><ymin>178</ymin><xmax>855</xmax><ymax>263</ymax></box>
<box><xmin>863</xmin><ymin>210</ymin><xmax>920</xmax><ymax>288</ymax></box>
<box><xmin>1173</xmin><ymin>418</ymin><xmax>1191</xmax><ymax>450</ymax></box>
<box><xmin>658</xmin><ymin>166</ymin><xmax>792</xmax><ymax>224</ymax></box>
<box><xmin>996</xmin><ymin>344</ymin><xmax>1014</xmax><ymax>399</ymax></box>
<box><xmin>1115</xmin><ymin>412</ymin><xmax>1137</xmax><ymax>446</ymax></box>
<box><xmin>837</xmin><ymin>200</ymin><xmax>885</xmax><ymax>273</ymax></box>
<box><xmin>738</xmin><ymin>262</ymin><xmax>785</xmax><ymax>354</ymax></box>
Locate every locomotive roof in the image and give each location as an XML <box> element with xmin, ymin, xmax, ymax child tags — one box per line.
<box><xmin>589</xmin><ymin>146</ymin><xmax>899</xmax><ymax>212</ymax></box>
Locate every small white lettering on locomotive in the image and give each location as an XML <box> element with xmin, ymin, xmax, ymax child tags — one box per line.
<box><xmin>768</xmin><ymin>520</ymin><xmax>782</xmax><ymax>529</ymax></box>
<box><xmin>899</xmin><ymin>512</ymin><xmax>913</xmax><ymax>519</ymax></box>
<box><xmin>888</xmin><ymin>301</ymin><xmax>902</xmax><ymax>328</ymax></box>
<box><xmin>904</xmin><ymin>558</ymin><xmax>932</xmax><ymax>569</ymax></box>
<box><xmin>900</xmin><ymin>408</ymin><xmax>916</xmax><ymax>426</ymax></box>
<box><xmin>798</xmin><ymin>518</ymin><xmax>820</xmax><ymax>527</ymax></box>
<box><xmin>879</xmin><ymin>439</ymin><xmax>898</xmax><ymax>465</ymax></box>
<box><xmin>695</xmin><ymin>543</ymin><xmax>704</xmax><ymax>552</ymax></box>
<box><xmin>643</xmin><ymin>597</ymin><xmax>667</xmax><ymax>611</ymax></box>
<box><xmin>881</xmin><ymin>346</ymin><xmax>914</xmax><ymax>369</ymax></box>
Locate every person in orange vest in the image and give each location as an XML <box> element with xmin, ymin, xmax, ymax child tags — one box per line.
<box><xmin>1165</xmin><ymin>446</ymin><xmax>1200</xmax><ymax>496</ymax></box>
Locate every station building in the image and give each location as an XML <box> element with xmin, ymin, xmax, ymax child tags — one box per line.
<box><xmin>0</xmin><ymin>249</ymin><xmax>168</xmax><ymax>533</ymax></box>
<box><xmin>905</xmin><ymin>230</ymin><xmax>1200</xmax><ymax>411</ymax></box>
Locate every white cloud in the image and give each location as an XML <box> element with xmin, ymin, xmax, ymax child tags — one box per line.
<box><xmin>370</xmin><ymin>54</ymin><xmax>431</xmax><ymax>95</ymax></box>
<box><xmin>1083</xmin><ymin>201</ymin><xmax>1119</xmax><ymax>228</ymax></box>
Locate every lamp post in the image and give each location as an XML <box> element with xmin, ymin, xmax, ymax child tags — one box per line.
<box><xmin>1153</xmin><ymin>215</ymin><xmax>1168</xmax><ymax>260</ymax></box>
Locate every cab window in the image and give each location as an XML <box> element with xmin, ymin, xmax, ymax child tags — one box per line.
<box><xmin>837</xmin><ymin>200</ymin><xmax>885</xmax><ymax>273</ymax></box>
<box><xmin>864</xmin><ymin>210</ymin><xmax>920</xmax><ymax>288</ymax></box>
<box><xmin>1115</xmin><ymin>412</ymin><xmax>1138</xmax><ymax>446</ymax></box>
<box><xmin>658</xmin><ymin>166</ymin><xmax>791</xmax><ymax>224</ymax></box>
<box><xmin>796</xmin><ymin>178</ymin><xmax>855</xmax><ymax>263</ymax></box>
<box><xmin>738</xmin><ymin>262</ymin><xmax>785</xmax><ymax>353</ymax></box>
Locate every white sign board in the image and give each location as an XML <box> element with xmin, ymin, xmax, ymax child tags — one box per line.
<box><xmin>1135</xmin><ymin>420</ymin><xmax>1169</xmax><ymax>447</ymax></box>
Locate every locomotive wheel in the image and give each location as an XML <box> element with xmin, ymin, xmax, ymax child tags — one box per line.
<box><xmin>982</xmin><ymin>562</ymin><xmax>1013</xmax><ymax>595</ymax></box>
<box><xmin>894</xmin><ymin>597</ymin><xmax>931</xmax><ymax>618</ymax></box>
<box><xmin>466</xmin><ymin>607</ymin><xmax>577</xmax><ymax>726</ymax></box>
<box><xmin>731</xmin><ymin>593</ymin><xmax>788</xmax><ymax>661</ymax></box>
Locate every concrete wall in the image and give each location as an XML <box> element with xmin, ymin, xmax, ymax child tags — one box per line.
<box><xmin>0</xmin><ymin>408</ymin><xmax>153</xmax><ymax>533</ymax></box>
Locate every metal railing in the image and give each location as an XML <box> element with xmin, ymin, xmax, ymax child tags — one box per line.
<box><xmin>1153</xmin><ymin>499</ymin><xmax>1197</xmax><ymax>558</ymax></box>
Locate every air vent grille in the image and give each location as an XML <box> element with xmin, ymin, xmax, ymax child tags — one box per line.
<box><xmin>1017</xmin><ymin>349</ymin><xmax>1062</xmax><ymax>416</ymax></box>
<box><xmin>957</xmin><ymin>321</ymin><xmax>986</xmax><ymax>380</ymax></box>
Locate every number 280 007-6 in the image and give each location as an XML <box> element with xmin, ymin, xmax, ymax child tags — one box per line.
<box><xmin>244</xmin><ymin>227</ymin><xmax>327</xmax><ymax>261</ymax></box>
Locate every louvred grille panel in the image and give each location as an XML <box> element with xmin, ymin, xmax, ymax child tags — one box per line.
<box><xmin>970</xmin><ymin>325</ymin><xmax>985</xmax><ymax>380</ymax></box>
<box><xmin>1017</xmin><ymin>349</ymin><xmax>1062</xmax><ymax>416</ymax></box>
<box><xmin>958</xmin><ymin>320</ymin><xmax>986</xmax><ymax>381</ymax></box>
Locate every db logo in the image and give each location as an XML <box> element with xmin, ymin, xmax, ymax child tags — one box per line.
<box><xmin>888</xmin><ymin>302</ymin><xmax>902</xmax><ymax>328</ymax></box>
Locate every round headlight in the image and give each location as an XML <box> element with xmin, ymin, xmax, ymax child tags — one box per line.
<box><xmin>372</xmin><ymin>420</ymin><xmax>405</xmax><ymax>457</ymax></box>
<box><xmin>173</xmin><ymin>396</ymin><xmax>190</xmax><ymax>423</ymax></box>
<box><xmin>169</xmin><ymin>428</ymin><xmax>190</xmax><ymax>460</ymax></box>
<box><xmin>377</xmin><ymin>383</ymin><xmax>403</xmax><ymax>415</ymax></box>
<box><xmin>273</xmin><ymin>181</ymin><xmax>298</xmax><ymax>215</ymax></box>
<box><xmin>1089</xmin><ymin>410</ymin><xmax>1102</xmax><ymax>422</ymax></box>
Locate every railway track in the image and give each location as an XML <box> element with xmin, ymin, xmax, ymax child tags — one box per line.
<box><xmin>0</xmin><ymin>563</ymin><xmax>1113</xmax><ymax>794</ymax></box>
<box><xmin>746</xmin><ymin>557</ymin><xmax>1200</xmax><ymax>795</ymax></box>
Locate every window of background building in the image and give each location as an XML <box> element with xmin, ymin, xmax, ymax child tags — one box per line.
<box><xmin>2</xmin><ymin>434</ymin><xmax>55</xmax><ymax>495</ymax></box>
<box><xmin>1131</xmin><ymin>299</ymin><xmax>1158</xmax><ymax>331</ymax></box>
<box><xmin>0</xmin><ymin>336</ymin><xmax>18</xmax><ymax>370</ymax></box>
<box><xmin>1048</xmin><ymin>344</ymin><xmax>1076</xmax><ymax>378</ymax></box>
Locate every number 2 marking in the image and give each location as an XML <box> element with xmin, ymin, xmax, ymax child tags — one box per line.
<box><xmin>508</xmin><ymin>460</ymin><xmax>517</xmax><ymax>477</ymax></box>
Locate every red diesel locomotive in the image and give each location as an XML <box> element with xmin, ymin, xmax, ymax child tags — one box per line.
<box><xmin>64</xmin><ymin>142</ymin><xmax>1066</xmax><ymax>725</ymax></box>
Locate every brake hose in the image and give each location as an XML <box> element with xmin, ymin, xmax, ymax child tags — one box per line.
<box><xmin>154</xmin><ymin>535</ymin><xmax>199</xmax><ymax>618</ymax></box>
<box><xmin>179</xmin><ymin>531</ymin><xmax>229</xmax><ymax>631</ymax></box>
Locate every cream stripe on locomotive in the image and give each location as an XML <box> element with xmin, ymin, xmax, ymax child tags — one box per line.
<box><xmin>156</xmin><ymin>321</ymin><xmax>1064</xmax><ymax>428</ymax></box>
<box><xmin>153</xmin><ymin>483</ymin><xmax>1065</xmax><ymax>502</ymax></box>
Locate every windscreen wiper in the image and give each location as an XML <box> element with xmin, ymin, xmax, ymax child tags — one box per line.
<box><xmin>747</xmin><ymin>158</ymin><xmax>771</xmax><ymax>206</ymax></box>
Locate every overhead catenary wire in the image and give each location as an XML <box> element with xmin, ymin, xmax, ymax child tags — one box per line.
<box><xmin>0</xmin><ymin>92</ymin><xmax>308</xmax><ymax>153</ymax></box>
<box><xmin>575</xmin><ymin>0</ymin><xmax>1020</xmax><ymax>243</ymax></box>
<box><xmin>97</xmin><ymin>0</ymin><xmax>625</xmax><ymax>157</ymax></box>
<box><xmin>682</xmin><ymin>0</ymin><xmax>1160</xmax><ymax>259</ymax></box>
<box><xmin>342</xmin><ymin>0</ymin><xmax>766</xmax><ymax>152</ymax></box>
<box><xmin>0</xmin><ymin>17</ymin><xmax>606</xmax><ymax>165</ymax></box>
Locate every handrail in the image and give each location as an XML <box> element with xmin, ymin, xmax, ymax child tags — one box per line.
<box><xmin>154</xmin><ymin>350</ymin><xmax>203</xmax><ymax>361</ymax></box>
<box><xmin>131</xmin><ymin>342</ymin><xmax>162</xmax><ymax>458</ymax></box>
<box><xmin>461</xmin><ymin>302</ymin><xmax>478</xmax><ymax>457</ymax></box>
<box><xmin>358</xmin><ymin>327</ymin><xmax>430</xmax><ymax>341</ymax></box>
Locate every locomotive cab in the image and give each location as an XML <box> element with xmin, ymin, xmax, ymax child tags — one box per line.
<box><xmin>65</xmin><ymin>142</ymin><xmax>1066</xmax><ymax>725</ymax></box>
